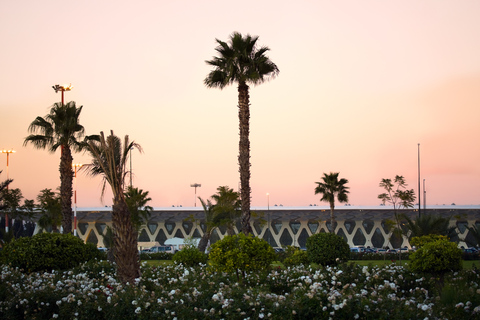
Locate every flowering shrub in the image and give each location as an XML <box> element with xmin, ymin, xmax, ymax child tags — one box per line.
<box><xmin>1</xmin><ymin>260</ymin><xmax>480</xmax><ymax>319</ymax></box>
<box><xmin>209</xmin><ymin>233</ymin><xmax>276</xmax><ymax>280</ymax></box>
<box><xmin>0</xmin><ymin>233</ymin><xmax>101</xmax><ymax>272</ymax></box>
<box><xmin>306</xmin><ymin>232</ymin><xmax>350</xmax><ymax>266</ymax></box>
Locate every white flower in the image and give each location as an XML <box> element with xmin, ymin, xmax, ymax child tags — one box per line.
<box><xmin>259</xmin><ymin>313</ymin><xmax>264</xmax><ymax>319</ymax></box>
<box><xmin>135</xmin><ymin>307</ymin><xmax>141</xmax><ymax>314</ymax></box>
<box><xmin>52</xmin><ymin>314</ymin><xmax>58</xmax><ymax>319</ymax></box>
<box><xmin>132</xmin><ymin>300</ymin><xmax>138</xmax><ymax>305</ymax></box>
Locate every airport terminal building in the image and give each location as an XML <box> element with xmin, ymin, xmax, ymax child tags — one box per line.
<box><xmin>69</xmin><ymin>204</ymin><xmax>480</xmax><ymax>249</ymax></box>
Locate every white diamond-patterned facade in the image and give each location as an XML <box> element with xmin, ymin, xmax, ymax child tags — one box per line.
<box><xmin>50</xmin><ymin>205</ymin><xmax>480</xmax><ymax>249</ymax></box>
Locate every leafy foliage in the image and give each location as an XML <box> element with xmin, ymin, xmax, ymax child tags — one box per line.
<box><xmin>172</xmin><ymin>245</ymin><xmax>208</xmax><ymax>267</ymax></box>
<box><xmin>306</xmin><ymin>232</ymin><xmax>350</xmax><ymax>266</ymax></box>
<box><xmin>403</xmin><ymin>214</ymin><xmax>456</xmax><ymax>239</ymax></box>
<box><xmin>0</xmin><ymin>233</ymin><xmax>101</xmax><ymax>272</ymax></box>
<box><xmin>410</xmin><ymin>234</ymin><xmax>449</xmax><ymax>248</ymax></box>
<box><xmin>283</xmin><ymin>247</ymin><xmax>309</xmax><ymax>267</ymax></box>
<box><xmin>409</xmin><ymin>237</ymin><xmax>463</xmax><ymax>275</ymax></box>
<box><xmin>209</xmin><ymin>233</ymin><xmax>275</xmax><ymax>281</ymax></box>
<box><xmin>36</xmin><ymin>188</ymin><xmax>62</xmax><ymax>232</ymax></box>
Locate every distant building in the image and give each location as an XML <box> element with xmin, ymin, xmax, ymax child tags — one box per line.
<box><xmin>66</xmin><ymin>205</ymin><xmax>480</xmax><ymax>249</ymax></box>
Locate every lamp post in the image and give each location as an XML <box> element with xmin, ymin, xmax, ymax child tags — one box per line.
<box><xmin>52</xmin><ymin>84</ymin><xmax>73</xmax><ymax>105</ymax></box>
<box><xmin>418</xmin><ymin>143</ymin><xmax>421</xmax><ymax>217</ymax></box>
<box><xmin>267</xmin><ymin>192</ymin><xmax>270</xmax><ymax>246</ymax></box>
<box><xmin>1</xmin><ymin>149</ymin><xmax>15</xmax><ymax>233</ymax></box>
<box><xmin>190</xmin><ymin>183</ymin><xmax>201</xmax><ymax>207</ymax></box>
<box><xmin>72</xmin><ymin>163</ymin><xmax>83</xmax><ymax>236</ymax></box>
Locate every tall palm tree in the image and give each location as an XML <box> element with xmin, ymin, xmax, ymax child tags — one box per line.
<box><xmin>314</xmin><ymin>172</ymin><xmax>349</xmax><ymax>233</ymax></box>
<box><xmin>204</xmin><ymin>32</ymin><xmax>279</xmax><ymax>235</ymax></box>
<box><xmin>24</xmin><ymin>101</ymin><xmax>87</xmax><ymax>234</ymax></box>
<box><xmin>83</xmin><ymin>130</ymin><xmax>142</xmax><ymax>284</ymax></box>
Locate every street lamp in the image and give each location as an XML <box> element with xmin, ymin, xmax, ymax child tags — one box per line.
<box><xmin>190</xmin><ymin>183</ymin><xmax>201</xmax><ymax>207</ymax></box>
<box><xmin>266</xmin><ymin>193</ymin><xmax>270</xmax><ymax>246</ymax></box>
<box><xmin>72</xmin><ymin>163</ymin><xmax>83</xmax><ymax>236</ymax></box>
<box><xmin>52</xmin><ymin>84</ymin><xmax>73</xmax><ymax>105</ymax></box>
<box><xmin>1</xmin><ymin>149</ymin><xmax>15</xmax><ymax>233</ymax></box>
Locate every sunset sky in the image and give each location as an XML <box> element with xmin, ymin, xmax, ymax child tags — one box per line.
<box><xmin>1</xmin><ymin>0</ymin><xmax>479</xmax><ymax>208</ymax></box>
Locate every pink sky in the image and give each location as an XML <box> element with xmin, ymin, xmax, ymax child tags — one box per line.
<box><xmin>1</xmin><ymin>1</ymin><xmax>479</xmax><ymax>208</ymax></box>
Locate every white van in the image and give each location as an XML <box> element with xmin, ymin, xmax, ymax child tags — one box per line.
<box><xmin>147</xmin><ymin>245</ymin><xmax>175</xmax><ymax>254</ymax></box>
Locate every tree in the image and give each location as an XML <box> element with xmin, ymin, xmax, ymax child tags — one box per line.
<box><xmin>36</xmin><ymin>188</ymin><xmax>62</xmax><ymax>233</ymax></box>
<box><xmin>378</xmin><ymin>175</ymin><xmax>416</xmax><ymax>249</ymax></box>
<box><xmin>124</xmin><ymin>186</ymin><xmax>152</xmax><ymax>233</ymax></box>
<box><xmin>24</xmin><ymin>101</ymin><xmax>89</xmax><ymax>234</ymax></box>
<box><xmin>314</xmin><ymin>172</ymin><xmax>349</xmax><ymax>233</ymax></box>
<box><xmin>402</xmin><ymin>213</ymin><xmax>456</xmax><ymax>240</ymax></box>
<box><xmin>197</xmin><ymin>197</ymin><xmax>215</xmax><ymax>253</ymax></box>
<box><xmin>204</xmin><ymin>32</ymin><xmax>279</xmax><ymax>235</ymax></box>
<box><xmin>211</xmin><ymin>186</ymin><xmax>241</xmax><ymax>236</ymax></box>
<box><xmin>83</xmin><ymin>130</ymin><xmax>142</xmax><ymax>284</ymax></box>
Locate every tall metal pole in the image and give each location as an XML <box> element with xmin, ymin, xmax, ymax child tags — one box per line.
<box><xmin>1</xmin><ymin>149</ymin><xmax>15</xmax><ymax>233</ymax></box>
<box><xmin>423</xmin><ymin>179</ymin><xmax>426</xmax><ymax>211</ymax></box>
<box><xmin>267</xmin><ymin>192</ymin><xmax>270</xmax><ymax>246</ymax></box>
<box><xmin>190</xmin><ymin>183</ymin><xmax>201</xmax><ymax>207</ymax></box>
<box><xmin>72</xmin><ymin>164</ymin><xmax>82</xmax><ymax>237</ymax></box>
<box><xmin>418</xmin><ymin>143</ymin><xmax>421</xmax><ymax>217</ymax></box>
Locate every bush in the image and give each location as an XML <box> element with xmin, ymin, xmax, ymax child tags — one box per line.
<box><xmin>209</xmin><ymin>233</ymin><xmax>275</xmax><ymax>280</ymax></box>
<box><xmin>283</xmin><ymin>247</ymin><xmax>309</xmax><ymax>267</ymax></box>
<box><xmin>0</xmin><ymin>233</ymin><xmax>101</xmax><ymax>272</ymax></box>
<box><xmin>409</xmin><ymin>237</ymin><xmax>462</xmax><ymax>275</ymax></box>
<box><xmin>172</xmin><ymin>245</ymin><xmax>208</xmax><ymax>267</ymax></box>
<box><xmin>306</xmin><ymin>232</ymin><xmax>350</xmax><ymax>266</ymax></box>
<box><xmin>410</xmin><ymin>234</ymin><xmax>448</xmax><ymax>248</ymax></box>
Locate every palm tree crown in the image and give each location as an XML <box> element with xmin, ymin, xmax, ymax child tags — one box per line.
<box><xmin>24</xmin><ymin>101</ymin><xmax>87</xmax><ymax>234</ymax></box>
<box><xmin>204</xmin><ymin>32</ymin><xmax>279</xmax><ymax>235</ymax></box>
<box><xmin>314</xmin><ymin>172</ymin><xmax>349</xmax><ymax>233</ymax></box>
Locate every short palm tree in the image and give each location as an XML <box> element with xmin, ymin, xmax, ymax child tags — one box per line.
<box><xmin>197</xmin><ymin>197</ymin><xmax>215</xmax><ymax>253</ymax></box>
<box><xmin>314</xmin><ymin>172</ymin><xmax>349</xmax><ymax>233</ymax></box>
<box><xmin>36</xmin><ymin>188</ymin><xmax>62</xmax><ymax>233</ymax></box>
<box><xmin>402</xmin><ymin>213</ymin><xmax>456</xmax><ymax>239</ymax></box>
<box><xmin>83</xmin><ymin>131</ymin><xmax>142</xmax><ymax>284</ymax></box>
<box><xmin>124</xmin><ymin>186</ymin><xmax>152</xmax><ymax>233</ymax></box>
<box><xmin>24</xmin><ymin>101</ymin><xmax>87</xmax><ymax>234</ymax></box>
<box><xmin>204</xmin><ymin>32</ymin><xmax>279</xmax><ymax>235</ymax></box>
<box><xmin>211</xmin><ymin>186</ymin><xmax>241</xmax><ymax>236</ymax></box>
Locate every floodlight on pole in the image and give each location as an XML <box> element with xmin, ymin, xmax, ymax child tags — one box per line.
<box><xmin>1</xmin><ymin>149</ymin><xmax>15</xmax><ymax>233</ymax></box>
<box><xmin>72</xmin><ymin>163</ymin><xmax>83</xmax><ymax>236</ymax></box>
<box><xmin>52</xmin><ymin>84</ymin><xmax>73</xmax><ymax>105</ymax></box>
<box><xmin>190</xmin><ymin>183</ymin><xmax>201</xmax><ymax>207</ymax></box>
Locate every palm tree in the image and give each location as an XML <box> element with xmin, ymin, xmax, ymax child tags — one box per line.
<box><xmin>204</xmin><ymin>32</ymin><xmax>279</xmax><ymax>235</ymax></box>
<box><xmin>402</xmin><ymin>213</ymin><xmax>456</xmax><ymax>240</ymax></box>
<box><xmin>83</xmin><ymin>130</ymin><xmax>142</xmax><ymax>284</ymax></box>
<box><xmin>24</xmin><ymin>101</ymin><xmax>88</xmax><ymax>234</ymax></box>
<box><xmin>197</xmin><ymin>197</ymin><xmax>215</xmax><ymax>253</ymax></box>
<box><xmin>36</xmin><ymin>188</ymin><xmax>62</xmax><ymax>233</ymax></box>
<box><xmin>124</xmin><ymin>186</ymin><xmax>153</xmax><ymax>232</ymax></box>
<box><xmin>314</xmin><ymin>172</ymin><xmax>349</xmax><ymax>233</ymax></box>
<box><xmin>211</xmin><ymin>186</ymin><xmax>241</xmax><ymax>236</ymax></box>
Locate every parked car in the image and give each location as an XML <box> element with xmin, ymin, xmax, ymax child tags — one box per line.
<box><xmin>350</xmin><ymin>247</ymin><xmax>365</xmax><ymax>253</ymax></box>
<box><xmin>98</xmin><ymin>247</ymin><xmax>108</xmax><ymax>252</ymax></box>
<box><xmin>387</xmin><ymin>249</ymin><xmax>398</xmax><ymax>253</ymax></box>
<box><xmin>273</xmin><ymin>247</ymin><xmax>285</xmax><ymax>253</ymax></box>
<box><xmin>364</xmin><ymin>248</ymin><xmax>376</xmax><ymax>253</ymax></box>
<box><xmin>376</xmin><ymin>248</ymin><xmax>387</xmax><ymax>254</ymax></box>
<box><xmin>147</xmin><ymin>245</ymin><xmax>175</xmax><ymax>254</ymax></box>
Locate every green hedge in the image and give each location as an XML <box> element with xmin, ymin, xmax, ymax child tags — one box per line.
<box><xmin>306</xmin><ymin>233</ymin><xmax>350</xmax><ymax>266</ymax></box>
<box><xmin>0</xmin><ymin>233</ymin><xmax>101</xmax><ymax>272</ymax></box>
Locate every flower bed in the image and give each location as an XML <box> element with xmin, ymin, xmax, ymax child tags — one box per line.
<box><xmin>1</xmin><ymin>260</ymin><xmax>479</xmax><ymax>319</ymax></box>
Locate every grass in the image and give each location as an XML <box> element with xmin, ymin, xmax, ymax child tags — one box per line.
<box><xmin>143</xmin><ymin>259</ymin><xmax>480</xmax><ymax>269</ymax></box>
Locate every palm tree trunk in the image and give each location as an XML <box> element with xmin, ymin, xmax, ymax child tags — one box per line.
<box><xmin>330</xmin><ymin>203</ymin><xmax>335</xmax><ymax>234</ymax></box>
<box><xmin>198</xmin><ymin>230</ymin><xmax>211</xmax><ymax>253</ymax></box>
<box><xmin>112</xmin><ymin>197</ymin><xmax>140</xmax><ymax>284</ymax></box>
<box><xmin>60</xmin><ymin>145</ymin><xmax>73</xmax><ymax>234</ymax></box>
<box><xmin>238</xmin><ymin>82</ymin><xmax>253</xmax><ymax>235</ymax></box>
